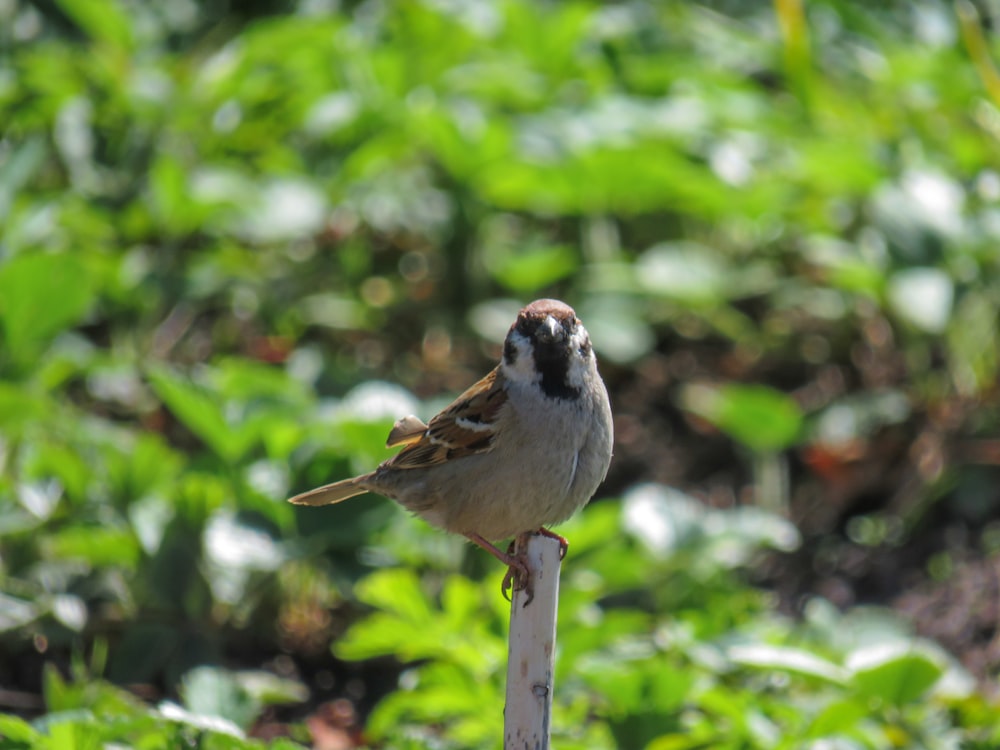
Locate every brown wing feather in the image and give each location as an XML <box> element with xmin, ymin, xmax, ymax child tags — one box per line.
<box><xmin>388</xmin><ymin>367</ymin><xmax>508</xmax><ymax>469</ymax></box>
<box><xmin>386</xmin><ymin>414</ymin><xmax>429</xmax><ymax>448</ymax></box>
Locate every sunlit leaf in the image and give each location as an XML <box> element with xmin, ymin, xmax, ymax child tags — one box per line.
<box><xmin>0</xmin><ymin>253</ymin><xmax>95</xmax><ymax>369</ymax></box>
<box><xmin>44</xmin><ymin>525</ymin><xmax>140</xmax><ymax>569</ymax></box>
<box><xmin>0</xmin><ymin>137</ymin><xmax>47</xmax><ymax>223</ymax></box>
<box><xmin>50</xmin><ymin>593</ymin><xmax>88</xmax><ymax>631</ymax></box>
<box><xmin>353</xmin><ymin>568</ymin><xmax>433</xmax><ymax>624</ymax></box>
<box><xmin>158</xmin><ymin>700</ymin><xmax>245</xmax><ymax>738</ymax></box>
<box><xmin>236</xmin><ymin>671</ymin><xmax>308</xmax><ymax>706</ymax></box>
<box><xmin>580</xmin><ymin>295</ymin><xmax>656</xmax><ymax>364</ymax></box>
<box><xmin>203</xmin><ymin>510</ymin><xmax>285</xmax><ymax>604</ymax></box>
<box><xmin>0</xmin><ymin>713</ymin><xmax>41</xmax><ymax>742</ymax></box>
<box><xmin>723</xmin><ymin>506</ymin><xmax>801</xmax><ymax>553</ymax></box>
<box><xmin>4</xmin><ymin>2</ymin><xmax>1000</xmax><ymax>746</ymax></box>
<box><xmin>147</xmin><ymin>366</ymin><xmax>252</xmax><ymax>463</ymax></box>
<box><xmin>231</xmin><ymin>178</ymin><xmax>328</xmax><ymax>244</ymax></box>
<box><xmin>681</xmin><ymin>383</ymin><xmax>803</xmax><ymax>451</ymax></box>
<box><xmin>0</xmin><ymin>382</ymin><xmax>51</xmax><ymax>432</ymax></box>
<box><xmin>846</xmin><ymin>642</ymin><xmax>945</xmax><ymax>705</ymax></box>
<box><xmin>728</xmin><ymin>644</ymin><xmax>847</xmax><ymax>684</ymax></box>
<box><xmin>54</xmin><ymin>0</ymin><xmax>134</xmax><ymax>48</ymax></box>
<box><xmin>810</xmin><ymin>390</ymin><xmax>911</xmax><ymax>445</ymax></box>
<box><xmin>128</xmin><ymin>495</ymin><xmax>174</xmax><ymax>554</ymax></box>
<box><xmin>887</xmin><ymin>267</ymin><xmax>953</xmax><ymax>333</ymax></box>
<box><xmin>485</xmin><ymin>244</ymin><xmax>578</xmax><ymax>292</ymax></box>
<box><xmin>149</xmin><ymin>154</ymin><xmax>200</xmax><ymax>234</ymax></box>
<box><xmin>0</xmin><ymin>593</ymin><xmax>39</xmax><ymax>631</ymax></box>
<box><xmin>808</xmin><ymin>698</ymin><xmax>871</xmax><ymax>738</ymax></box>
<box><xmin>622</xmin><ymin>484</ymin><xmax>706</xmax><ymax>557</ymax></box>
<box><xmin>637</xmin><ymin>242</ymin><xmax>728</xmax><ymax>304</ymax></box>
<box><xmin>180</xmin><ymin>667</ymin><xmax>258</xmax><ymax>731</ymax></box>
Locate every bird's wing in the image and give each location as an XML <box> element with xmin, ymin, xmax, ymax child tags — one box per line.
<box><xmin>387</xmin><ymin>367</ymin><xmax>508</xmax><ymax>469</ymax></box>
<box><xmin>386</xmin><ymin>414</ymin><xmax>430</xmax><ymax>448</ymax></box>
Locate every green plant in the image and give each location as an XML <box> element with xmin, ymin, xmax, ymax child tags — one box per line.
<box><xmin>3</xmin><ymin>0</ymin><xmax>1000</xmax><ymax>746</ymax></box>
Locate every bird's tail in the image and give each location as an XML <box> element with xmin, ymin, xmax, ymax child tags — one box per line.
<box><xmin>287</xmin><ymin>475</ymin><xmax>371</xmax><ymax>506</ymax></box>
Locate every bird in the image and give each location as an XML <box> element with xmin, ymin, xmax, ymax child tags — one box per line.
<box><xmin>288</xmin><ymin>299</ymin><xmax>614</xmax><ymax>602</ymax></box>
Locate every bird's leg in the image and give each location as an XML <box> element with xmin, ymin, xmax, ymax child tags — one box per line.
<box><xmin>536</xmin><ymin>527</ymin><xmax>569</xmax><ymax>560</ymax></box>
<box><xmin>502</xmin><ymin>532</ymin><xmax>537</xmax><ymax>605</ymax></box>
<box><xmin>465</xmin><ymin>532</ymin><xmax>532</xmax><ymax>604</ymax></box>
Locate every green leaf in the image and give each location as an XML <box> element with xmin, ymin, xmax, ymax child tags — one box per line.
<box><xmin>723</xmin><ymin>507</ymin><xmax>801</xmax><ymax>553</ymax></box>
<box><xmin>846</xmin><ymin>643</ymin><xmax>944</xmax><ymax>705</ymax></box>
<box><xmin>336</xmin><ymin>569</ymin><xmax>436</xmax><ymax>661</ymax></box>
<box><xmin>808</xmin><ymin>698</ymin><xmax>870</xmax><ymax>738</ymax></box>
<box><xmin>24</xmin><ymin>440</ymin><xmax>92</xmax><ymax>503</ymax></box>
<box><xmin>147</xmin><ymin>367</ymin><xmax>251</xmax><ymax>463</ymax></box>
<box><xmin>0</xmin><ymin>503</ymin><xmax>45</xmax><ymax>537</ymax></box>
<box><xmin>825</xmin><ymin>258</ymin><xmax>884</xmax><ymax>298</ymax></box>
<box><xmin>0</xmin><ymin>382</ymin><xmax>51</xmax><ymax>432</ymax></box>
<box><xmin>485</xmin><ymin>244</ymin><xmax>578</xmax><ymax>293</ymax></box>
<box><xmin>50</xmin><ymin>594</ymin><xmax>88</xmax><ymax>631</ymax></box>
<box><xmin>108</xmin><ymin>624</ymin><xmax>180</xmax><ymax>684</ymax></box>
<box><xmin>0</xmin><ymin>714</ymin><xmax>41</xmax><ymax>742</ymax></box>
<box><xmin>580</xmin><ymin>296</ymin><xmax>656</xmax><ymax>364</ymax></box>
<box><xmin>107</xmin><ymin>432</ymin><xmax>185</xmax><ymax>504</ymax></box>
<box><xmin>637</xmin><ymin>242</ymin><xmax>728</xmax><ymax>305</ymax></box>
<box><xmin>0</xmin><ymin>253</ymin><xmax>95</xmax><ymax>370</ymax></box>
<box><xmin>149</xmin><ymin>154</ymin><xmax>201</xmax><ymax>234</ymax></box>
<box><xmin>181</xmin><ymin>667</ymin><xmax>258</xmax><ymax>731</ymax></box>
<box><xmin>681</xmin><ymin>383</ymin><xmax>803</xmax><ymax>451</ymax></box>
<box><xmin>579</xmin><ymin>652</ymin><xmax>694</xmax><ymax>717</ymax></box>
<box><xmin>353</xmin><ymin>568</ymin><xmax>433</xmax><ymax>623</ymax></box>
<box><xmin>53</xmin><ymin>0</ymin><xmax>134</xmax><ymax>48</ymax></box>
<box><xmin>202</xmin><ymin>510</ymin><xmax>285</xmax><ymax>604</ymax></box>
<box><xmin>621</xmin><ymin>484</ymin><xmax>706</xmax><ymax>556</ymax></box>
<box><xmin>334</xmin><ymin>611</ymin><xmax>421</xmax><ymax>662</ymax></box>
<box><xmin>0</xmin><ymin>593</ymin><xmax>39</xmax><ymax>631</ymax></box>
<box><xmin>42</xmin><ymin>664</ymin><xmax>74</xmax><ymax>712</ymax></box>
<box><xmin>45</xmin><ymin>525</ymin><xmax>140</xmax><ymax>569</ymax></box>
<box><xmin>728</xmin><ymin>644</ymin><xmax>847</xmax><ymax>684</ymax></box>
<box><xmin>235</xmin><ymin>671</ymin><xmax>308</xmax><ymax>706</ymax></box>
<box><xmin>0</xmin><ymin>137</ymin><xmax>47</xmax><ymax>223</ymax></box>
<box><xmin>37</xmin><ymin>710</ymin><xmax>103</xmax><ymax>750</ymax></box>
<box><xmin>158</xmin><ymin>700</ymin><xmax>244</xmax><ymax>738</ymax></box>
<box><xmin>887</xmin><ymin>267</ymin><xmax>953</xmax><ymax>334</ymax></box>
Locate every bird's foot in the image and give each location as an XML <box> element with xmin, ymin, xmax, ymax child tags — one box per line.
<box><xmin>500</xmin><ymin>556</ymin><xmax>532</xmax><ymax>605</ymax></box>
<box><xmin>467</xmin><ymin>532</ymin><xmax>534</xmax><ymax>606</ymax></box>
<box><xmin>535</xmin><ymin>527</ymin><xmax>569</xmax><ymax>560</ymax></box>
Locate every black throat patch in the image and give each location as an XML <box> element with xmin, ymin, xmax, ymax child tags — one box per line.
<box><xmin>533</xmin><ymin>342</ymin><xmax>581</xmax><ymax>400</ymax></box>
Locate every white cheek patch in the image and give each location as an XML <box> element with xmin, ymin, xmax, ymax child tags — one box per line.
<box><xmin>565</xmin><ymin>328</ymin><xmax>594</xmax><ymax>389</ymax></box>
<box><xmin>503</xmin><ymin>330</ymin><xmax>542</xmax><ymax>384</ymax></box>
<box><xmin>502</xmin><ymin>324</ymin><xmax>596</xmax><ymax>394</ymax></box>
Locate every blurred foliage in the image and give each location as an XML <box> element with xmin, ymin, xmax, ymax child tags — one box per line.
<box><xmin>334</xmin><ymin>494</ymin><xmax>988</xmax><ymax>749</ymax></box>
<box><xmin>3</xmin><ymin>0</ymin><xmax>1000</xmax><ymax>747</ymax></box>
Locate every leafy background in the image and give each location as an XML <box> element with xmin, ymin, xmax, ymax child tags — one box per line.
<box><xmin>2</xmin><ymin>0</ymin><xmax>1000</xmax><ymax>747</ymax></box>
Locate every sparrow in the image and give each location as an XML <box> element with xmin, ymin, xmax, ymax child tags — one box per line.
<box><xmin>288</xmin><ymin>299</ymin><xmax>614</xmax><ymax>602</ymax></box>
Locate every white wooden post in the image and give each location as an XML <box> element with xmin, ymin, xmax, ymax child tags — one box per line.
<box><xmin>503</xmin><ymin>533</ymin><xmax>562</xmax><ymax>750</ymax></box>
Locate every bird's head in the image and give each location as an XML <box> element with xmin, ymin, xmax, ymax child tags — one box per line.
<box><xmin>502</xmin><ymin>299</ymin><xmax>594</xmax><ymax>399</ymax></box>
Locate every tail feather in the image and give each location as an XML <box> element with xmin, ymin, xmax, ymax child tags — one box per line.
<box><xmin>287</xmin><ymin>475</ymin><xmax>371</xmax><ymax>506</ymax></box>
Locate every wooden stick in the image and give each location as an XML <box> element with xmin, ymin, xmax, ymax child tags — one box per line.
<box><xmin>503</xmin><ymin>532</ymin><xmax>562</xmax><ymax>750</ymax></box>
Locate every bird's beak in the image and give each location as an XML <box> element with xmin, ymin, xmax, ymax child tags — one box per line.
<box><xmin>538</xmin><ymin>315</ymin><xmax>561</xmax><ymax>342</ymax></box>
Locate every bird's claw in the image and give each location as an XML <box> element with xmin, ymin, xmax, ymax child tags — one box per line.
<box><xmin>502</xmin><ymin>535</ymin><xmax>534</xmax><ymax>606</ymax></box>
<box><xmin>471</xmin><ymin>529</ymin><xmax>568</xmax><ymax>607</ymax></box>
<box><xmin>501</xmin><ymin>556</ymin><xmax>533</xmax><ymax>606</ymax></box>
